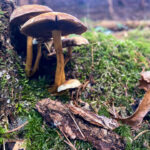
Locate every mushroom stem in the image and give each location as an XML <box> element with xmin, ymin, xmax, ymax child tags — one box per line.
<box><xmin>31</xmin><ymin>43</ymin><xmax>42</xmax><ymax>76</ymax></box>
<box><xmin>65</xmin><ymin>46</ymin><xmax>72</xmax><ymax>66</ymax></box>
<box><xmin>25</xmin><ymin>36</ymin><xmax>33</xmax><ymax>77</ymax></box>
<box><xmin>52</xmin><ymin>30</ymin><xmax>65</xmax><ymax>87</ymax></box>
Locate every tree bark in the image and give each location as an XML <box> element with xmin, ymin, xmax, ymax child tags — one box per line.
<box><xmin>0</xmin><ymin>0</ymin><xmax>15</xmax><ymax>50</ymax></box>
<box><xmin>36</xmin><ymin>98</ymin><xmax>125</xmax><ymax>150</ymax></box>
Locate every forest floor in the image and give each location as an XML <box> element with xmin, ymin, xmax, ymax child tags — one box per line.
<box><xmin>1</xmin><ymin>2</ymin><xmax>150</xmax><ymax>149</ymax></box>
<box><xmin>1</xmin><ymin>24</ymin><xmax>150</xmax><ymax>149</ymax></box>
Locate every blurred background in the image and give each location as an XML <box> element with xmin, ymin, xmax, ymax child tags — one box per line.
<box><xmin>14</xmin><ymin>0</ymin><xmax>150</xmax><ymax>21</ymax></box>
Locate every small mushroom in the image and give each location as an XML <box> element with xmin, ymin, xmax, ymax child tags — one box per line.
<box><xmin>58</xmin><ymin>79</ymin><xmax>82</xmax><ymax>104</ymax></box>
<box><xmin>10</xmin><ymin>5</ymin><xmax>53</xmax><ymax>77</ymax></box>
<box><xmin>21</xmin><ymin>12</ymin><xmax>87</xmax><ymax>93</ymax></box>
<box><xmin>57</xmin><ymin>79</ymin><xmax>82</xmax><ymax>92</ymax></box>
<box><xmin>62</xmin><ymin>36</ymin><xmax>89</xmax><ymax>48</ymax></box>
<box><xmin>46</xmin><ymin>36</ymin><xmax>89</xmax><ymax>60</ymax></box>
<box><xmin>62</xmin><ymin>36</ymin><xmax>89</xmax><ymax>65</ymax></box>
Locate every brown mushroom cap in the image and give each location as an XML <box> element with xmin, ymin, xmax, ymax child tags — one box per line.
<box><xmin>21</xmin><ymin>12</ymin><xmax>87</xmax><ymax>38</ymax></box>
<box><xmin>62</xmin><ymin>36</ymin><xmax>89</xmax><ymax>47</ymax></box>
<box><xmin>10</xmin><ymin>5</ymin><xmax>53</xmax><ymax>26</ymax></box>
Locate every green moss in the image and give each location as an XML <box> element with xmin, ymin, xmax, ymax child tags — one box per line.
<box><xmin>98</xmin><ymin>106</ymin><xmax>110</xmax><ymax>117</ymax></box>
<box><xmin>114</xmin><ymin>125</ymin><xmax>132</xmax><ymax>150</ymax></box>
<box><xmin>24</xmin><ymin>111</ymin><xmax>68</xmax><ymax>150</ymax></box>
<box><xmin>0</xmin><ymin>126</ymin><xmax>5</xmax><ymax>144</ymax></box>
<box><xmin>71</xmin><ymin>31</ymin><xmax>148</xmax><ymax>112</ymax></box>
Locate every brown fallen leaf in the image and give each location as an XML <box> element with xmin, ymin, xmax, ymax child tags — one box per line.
<box><xmin>117</xmin><ymin>90</ymin><xmax>150</xmax><ymax>128</ymax></box>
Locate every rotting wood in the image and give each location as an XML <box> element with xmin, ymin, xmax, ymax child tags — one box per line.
<box><xmin>36</xmin><ymin>99</ymin><xmax>125</xmax><ymax>150</ymax></box>
<box><xmin>68</xmin><ymin>104</ymin><xmax>120</xmax><ymax>130</ymax></box>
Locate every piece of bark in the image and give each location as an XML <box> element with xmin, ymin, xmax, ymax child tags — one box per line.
<box><xmin>36</xmin><ymin>99</ymin><xmax>125</xmax><ymax>150</ymax></box>
<box><xmin>0</xmin><ymin>0</ymin><xmax>15</xmax><ymax>49</ymax></box>
<box><xmin>5</xmin><ymin>140</ymin><xmax>26</xmax><ymax>150</ymax></box>
<box><xmin>68</xmin><ymin>105</ymin><xmax>119</xmax><ymax>130</ymax></box>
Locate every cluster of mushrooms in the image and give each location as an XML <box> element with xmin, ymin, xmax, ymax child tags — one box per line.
<box><xmin>10</xmin><ymin>4</ymin><xmax>89</xmax><ymax>93</ymax></box>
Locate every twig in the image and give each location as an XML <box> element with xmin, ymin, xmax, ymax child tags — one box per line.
<box><xmin>91</xmin><ymin>46</ymin><xmax>94</xmax><ymax>70</ymax></box>
<box><xmin>124</xmin><ymin>82</ymin><xmax>128</xmax><ymax>97</ymax></box>
<box><xmin>58</xmin><ymin>126</ymin><xmax>77</xmax><ymax>150</ymax></box>
<box><xmin>64</xmin><ymin>47</ymin><xmax>72</xmax><ymax>66</ymax></box>
<box><xmin>47</xmin><ymin>51</ymin><xmax>56</xmax><ymax>56</ymax></box>
<box><xmin>68</xmin><ymin>110</ymin><xmax>85</xmax><ymax>139</ymax></box>
<box><xmin>11</xmin><ymin>88</ymin><xmax>14</xmax><ymax>99</ymax></box>
<box><xmin>3</xmin><ymin>140</ymin><xmax>5</xmax><ymax>150</ymax></box>
<box><xmin>82</xmin><ymin>80</ymin><xmax>90</xmax><ymax>90</ymax></box>
<box><xmin>56</xmin><ymin>130</ymin><xmax>63</xmax><ymax>139</ymax></box>
<box><xmin>44</xmin><ymin>41</ymin><xmax>53</xmax><ymax>53</ymax></box>
<box><xmin>6</xmin><ymin>121</ymin><xmax>28</xmax><ymax>134</ymax></box>
<box><xmin>112</xmin><ymin>102</ymin><xmax>117</xmax><ymax>118</ymax></box>
<box><xmin>64</xmin><ymin>140</ymin><xmax>77</xmax><ymax>150</ymax></box>
<box><xmin>76</xmin><ymin>86</ymin><xmax>82</xmax><ymax>102</ymax></box>
<box><xmin>134</xmin><ymin>130</ymin><xmax>150</xmax><ymax>141</ymax></box>
<box><xmin>75</xmin><ymin>80</ymin><xmax>90</xmax><ymax>101</ymax></box>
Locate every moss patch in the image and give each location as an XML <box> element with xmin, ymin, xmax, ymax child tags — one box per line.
<box><xmin>1</xmin><ymin>29</ymin><xmax>150</xmax><ymax>149</ymax></box>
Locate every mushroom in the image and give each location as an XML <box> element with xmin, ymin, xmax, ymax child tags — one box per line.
<box><xmin>58</xmin><ymin>79</ymin><xmax>82</xmax><ymax>105</ymax></box>
<box><xmin>57</xmin><ymin>79</ymin><xmax>82</xmax><ymax>92</ymax></box>
<box><xmin>46</xmin><ymin>36</ymin><xmax>89</xmax><ymax>65</ymax></box>
<box><xmin>61</xmin><ymin>36</ymin><xmax>89</xmax><ymax>65</ymax></box>
<box><xmin>21</xmin><ymin>12</ymin><xmax>87</xmax><ymax>93</ymax></box>
<box><xmin>9</xmin><ymin>5</ymin><xmax>53</xmax><ymax>77</ymax></box>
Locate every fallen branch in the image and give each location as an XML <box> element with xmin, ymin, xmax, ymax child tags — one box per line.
<box><xmin>68</xmin><ymin>104</ymin><xmax>119</xmax><ymax>130</ymax></box>
<box><xmin>36</xmin><ymin>99</ymin><xmax>125</xmax><ymax>150</ymax></box>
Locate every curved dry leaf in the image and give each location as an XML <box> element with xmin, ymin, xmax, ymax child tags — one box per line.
<box><xmin>117</xmin><ymin>90</ymin><xmax>150</xmax><ymax>128</ymax></box>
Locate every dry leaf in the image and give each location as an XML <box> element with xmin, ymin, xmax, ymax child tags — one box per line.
<box><xmin>139</xmin><ymin>71</ymin><xmax>150</xmax><ymax>91</ymax></box>
<box><xmin>118</xmin><ymin>90</ymin><xmax>150</xmax><ymax>128</ymax></box>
